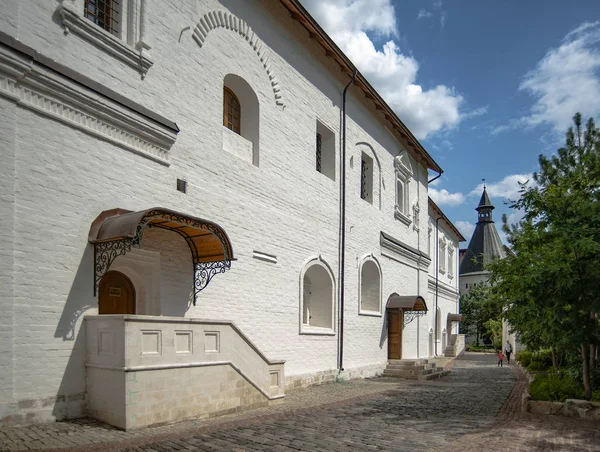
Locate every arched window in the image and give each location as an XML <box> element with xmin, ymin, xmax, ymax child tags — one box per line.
<box><xmin>300</xmin><ymin>258</ymin><xmax>335</xmax><ymax>333</ymax></box>
<box><xmin>359</xmin><ymin>257</ymin><xmax>381</xmax><ymax>314</ymax></box>
<box><xmin>222</xmin><ymin>74</ymin><xmax>260</xmax><ymax>166</ymax></box>
<box><xmin>223</xmin><ymin>87</ymin><xmax>241</xmax><ymax>134</ymax></box>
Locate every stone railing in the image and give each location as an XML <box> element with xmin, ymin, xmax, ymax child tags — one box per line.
<box><xmin>85</xmin><ymin>315</ymin><xmax>285</xmax><ymax>430</ymax></box>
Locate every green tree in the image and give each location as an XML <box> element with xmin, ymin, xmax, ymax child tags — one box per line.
<box><xmin>460</xmin><ymin>284</ymin><xmax>501</xmax><ymax>346</ymax></box>
<box><xmin>489</xmin><ymin>114</ymin><xmax>600</xmax><ymax>400</ymax></box>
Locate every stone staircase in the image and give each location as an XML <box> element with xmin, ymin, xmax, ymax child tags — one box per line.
<box><xmin>383</xmin><ymin>359</ymin><xmax>450</xmax><ymax>380</ymax></box>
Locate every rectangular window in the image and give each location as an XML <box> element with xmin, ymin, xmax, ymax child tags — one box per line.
<box><xmin>448</xmin><ymin>248</ymin><xmax>454</xmax><ymax>277</ymax></box>
<box><xmin>396</xmin><ymin>179</ymin><xmax>405</xmax><ymax>213</ymax></box>
<box><xmin>439</xmin><ymin>240</ymin><xmax>446</xmax><ymax>274</ymax></box>
<box><xmin>84</xmin><ymin>0</ymin><xmax>120</xmax><ymax>36</ymax></box>
<box><xmin>315</xmin><ymin>121</ymin><xmax>335</xmax><ymax>180</ymax></box>
<box><xmin>360</xmin><ymin>153</ymin><xmax>373</xmax><ymax>204</ymax></box>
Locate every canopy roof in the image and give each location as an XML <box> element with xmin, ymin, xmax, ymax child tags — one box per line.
<box><xmin>386</xmin><ymin>295</ymin><xmax>428</xmax><ymax>311</ymax></box>
<box><xmin>89</xmin><ymin>208</ymin><xmax>234</xmax><ymax>263</ymax></box>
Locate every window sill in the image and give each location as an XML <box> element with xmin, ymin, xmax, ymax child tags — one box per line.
<box><xmin>300</xmin><ymin>325</ymin><xmax>336</xmax><ymax>336</ymax></box>
<box><xmin>223</xmin><ymin>126</ymin><xmax>254</xmax><ymax>165</ymax></box>
<box><xmin>58</xmin><ymin>3</ymin><xmax>153</xmax><ymax>77</ymax></box>
<box><xmin>358</xmin><ymin>310</ymin><xmax>382</xmax><ymax>317</ymax></box>
<box><xmin>394</xmin><ymin>208</ymin><xmax>412</xmax><ymax>226</ymax></box>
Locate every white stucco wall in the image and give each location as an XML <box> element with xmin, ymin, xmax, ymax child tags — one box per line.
<box><xmin>0</xmin><ymin>0</ymin><xmax>448</xmax><ymax>424</ymax></box>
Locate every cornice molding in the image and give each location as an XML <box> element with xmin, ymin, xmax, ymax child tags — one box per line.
<box><xmin>428</xmin><ymin>277</ymin><xmax>459</xmax><ymax>299</ymax></box>
<box><xmin>380</xmin><ymin>232</ymin><xmax>430</xmax><ymax>271</ymax></box>
<box><xmin>193</xmin><ymin>10</ymin><xmax>284</xmax><ymax>107</ymax></box>
<box><xmin>57</xmin><ymin>3</ymin><xmax>153</xmax><ymax>78</ymax></box>
<box><xmin>0</xmin><ymin>45</ymin><xmax>175</xmax><ymax>165</ymax></box>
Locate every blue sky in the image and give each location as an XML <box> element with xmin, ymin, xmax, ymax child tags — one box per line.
<box><xmin>300</xmin><ymin>0</ymin><xmax>600</xmax><ymax>245</ymax></box>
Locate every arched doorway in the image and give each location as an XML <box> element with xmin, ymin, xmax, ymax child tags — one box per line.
<box><xmin>99</xmin><ymin>271</ymin><xmax>135</xmax><ymax>314</ymax></box>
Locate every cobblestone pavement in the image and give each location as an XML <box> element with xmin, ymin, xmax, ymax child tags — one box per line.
<box><xmin>2</xmin><ymin>353</ymin><xmax>599</xmax><ymax>451</ymax></box>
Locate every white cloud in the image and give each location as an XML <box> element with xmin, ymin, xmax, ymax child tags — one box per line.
<box><xmin>429</xmin><ymin>188</ymin><xmax>465</xmax><ymax>206</ymax></box>
<box><xmin>495</xmin><ymin>21</ymin><xmax>600</xmax><ymax>135</ymax></box>
<box><xmin>429</xmin><ymin>176</ymin><xmax>442</xmax><ymax>187</ymax></box>
<box><xmin>470</xmin><ymin>174</ymin><xmax>534</xmax><ymax>201</ymax></box>
<box><xmin>300</xmin><ymin>0</ymin><xmax>465</xmax><ymax>139</ymax></box>
<box><xmin>417</xmin><ymin>9</ymin><xmax>432</xmax><ymax>19</ymax></box>
<box><xmin>462</xmin><ymin>106</ymin><xmax>488</xmax><ymax>120</ymax></box>
<box><xmin>506</xmin><ymin>210</ymin><xmax>524</xmax><ymax>225</ymax></box>
<box><xmin>455</xmin><ymin>220</ymin><xmax>475</xmax><ymax>240</ymax></box>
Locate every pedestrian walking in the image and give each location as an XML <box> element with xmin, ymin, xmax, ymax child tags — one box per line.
<box><xmin>504</xmin><ymin>340</ymin><xmax>512</xmax><ymax>364</ymax></box>
<box><xmin>497</xmin><ymin>351</ymin><xmax>504</xmax><ymax>367</ymax></box>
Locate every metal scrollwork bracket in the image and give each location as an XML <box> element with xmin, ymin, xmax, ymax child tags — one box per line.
<box><xmin>193</xmin><ymin>260</ymin><xmax>232</xmax><ymax>305</ymax></box>
<box><xmin>93</xmin><ymin>225</ymin><xmax>144</xmax><ymax>295</ymax></box>
<box><xmin>403</xmin><ymin>309</ymin><xmax>426</xmax><ymax>328</ymax></box>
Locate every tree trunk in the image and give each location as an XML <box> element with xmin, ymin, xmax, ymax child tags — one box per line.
<box><xmin>551</xmin><ymin>348</ymin><xmax>557</xmax><ymax>370</ymax></box>
<box><xmin>581</xmin><ymin>343</ymin><xmax>592</xmax><ymax>401</ymax></box>
<box><xmin>591</xmin><ymin>344</ymin><xmax>597</xmax><ymax>370</ymax></box>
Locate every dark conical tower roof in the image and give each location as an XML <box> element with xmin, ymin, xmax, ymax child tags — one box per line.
<box><xmin>459</xmin><ymin>187</ymin><xmax>506</xmax><ymax>275</ymax></box>
<box><xmin>477</xmin><ymin>189</ymin><xmax>493</xmax><ymax>210</ymax></box>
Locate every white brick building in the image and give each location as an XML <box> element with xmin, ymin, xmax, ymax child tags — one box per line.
<box><xmin>0</xmin><ymin>0</ymin><xmax>463</xmax><ymax>429</ymax></box>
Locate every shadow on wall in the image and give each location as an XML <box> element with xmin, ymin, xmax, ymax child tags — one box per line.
<box><xmin>379</xmin><ymin>309</ymin><xmax>388</xmax><ymax>349</ymax></box>
<box><xmin>52</xmin><ymin>327</ymin><xmax>87</xmax><ymax>420</ymax></box>
<box><xmin>54</xmin><ymin>244</ymin><xmax>97</xmax><ymax>341</ymax></box>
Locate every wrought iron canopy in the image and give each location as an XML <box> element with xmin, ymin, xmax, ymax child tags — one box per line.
<box><xmin>89</xmin><ymin>208</ymin><xmax>235</xmax><ymax>304</ymax></box>
<box><xmin>386</xmin><ymin>294</ymin><xmax>428</xmax><ymax>328</ymax></box>
<box><xmin>386</xmin><ymin>295</ymin><xmax>428</xmax><ymax>311</ymax></box>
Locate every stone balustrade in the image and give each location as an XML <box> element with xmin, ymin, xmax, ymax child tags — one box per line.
<box><xmin>85</xmin><ymin>315</ymin><xmax>285</xmax><ymax>430</ymax></box>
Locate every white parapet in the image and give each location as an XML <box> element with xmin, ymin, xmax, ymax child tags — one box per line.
<box><xmin>85</xmin><ymin>315</ymin><xmax>285</xmax><ymax>430</ymax></box>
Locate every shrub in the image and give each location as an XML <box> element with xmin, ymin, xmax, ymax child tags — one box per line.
<box><xmin>516</xmin><ymin>350</ymin><xmax>533</xmax><ymax>367</ymax></box>
<box><xmin>527</xmin><ymin>361</ymin><xmax>549</xmax><ymax>372</ymax></box>
<box><xmin>529</xmin><ymin>373</ymin><xmax>585</xmax><ymax>402</ymax></box>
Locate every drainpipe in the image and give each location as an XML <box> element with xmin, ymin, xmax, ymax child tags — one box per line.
<box><xmin>428</xmin><ymin>170</ymin><xmax>442</xmax><ymax>185</ymax></box>
<box><xmin>435</xmin><ymin>216</ymin><xmax>441</xmax><ymax>356</ymax></box>
<box><xmin>338</xmin><ymin>68</ymin><xmax>358</xmax><ymax>373</ymax></box>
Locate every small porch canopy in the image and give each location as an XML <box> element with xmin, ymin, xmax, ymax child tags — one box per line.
<box><xmin>89</xmin><ymin>208</ymin><xmax>235</xmax><ymax>304</ymax></box>
<box><xmin>386</xmin><ymin>294</ymin><xmax>428</xmax><ymax>327</ymax></box>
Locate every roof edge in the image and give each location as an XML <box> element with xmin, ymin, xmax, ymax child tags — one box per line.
<box><xmin>279</xmin><ymin>0</ymin><xmax>442</xmax><ymax>173</ymax></box>
<box><xmin>428</xmin><ymin>198</ymin><xmax>466</xmax><ymax>242</ymax></box>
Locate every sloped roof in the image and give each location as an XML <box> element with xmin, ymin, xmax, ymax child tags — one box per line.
<box><xmin>477</xmin><ymin>188</ymin><xmax>494</xmax><ymax>210</ymax></box>
<box><xmin>278</xmin><ymin>0</ymin><xmax>442</xmax><ymax>174</ymax></box>
<box><xmin>459</xmin><ymin>189</ymin><xmax>506</xmax><ymax>275</ymax></box>
<box><xmin>459</xmin><ymin>221</ymin><xmax>506</xmax><ymax>274</ymax></box>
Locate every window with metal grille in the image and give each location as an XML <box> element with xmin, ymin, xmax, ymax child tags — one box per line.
<box><xmin>361</xmin><ymin>159</ymin><xmax>368</xmax><ymax>199</ymax></box>
<box><xmin>84</xmin><ymin>0</ymin><xmax>120</xmax><ymax>36</ymax></box>
<box><xmin>176</xmin><ymin>179</ymin><xmax>187</xmax><ymax>194</ymax></box>
<box><xmin>360</xmin><ymin>153</ymin><xmax>373</xmax><ymax>204</ymax></box>
<box><xmin>315</xmin><ymin>121</ymin><xmax>335</xmax><ymax>180</ymax></box>
<box><xmin>316</xmin><ymin>133</ymin><xmax>322</xmax><ymax>173</ymax></box>
<box><xmin>223</xmin><ymin>87</ymin><xmax>241</xmax><ymax>134</ymax></box>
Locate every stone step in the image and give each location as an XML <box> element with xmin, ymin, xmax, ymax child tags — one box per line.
<box><xmin>386</xmin><ymin>363</ymin><xmax>437</xmax><ymax>371</ymax></box>
<box><xmin>388</xmin><ymin>359</ymin><xmax>429</xmax><ymax>365</ymax></box>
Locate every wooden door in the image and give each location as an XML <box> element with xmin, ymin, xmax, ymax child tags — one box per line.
<box><xmin>99</xmin><ymin>271</ymin><xmax>135</xmax><ymax>314</ymax></box>
<box><xmin>388</xmin><ymin>309</ymin><xmax>403</xmax><ymax>359</ymax></box>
